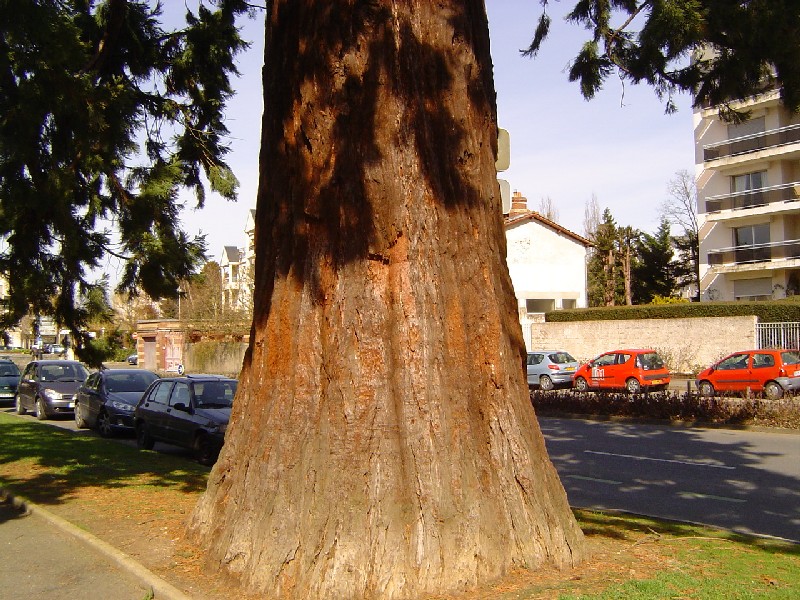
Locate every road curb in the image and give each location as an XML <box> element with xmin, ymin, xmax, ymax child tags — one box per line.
<box><xmin>0</xmin><ymin>486</ymin><xmax>193</xmax><ymax>600</ymax></box>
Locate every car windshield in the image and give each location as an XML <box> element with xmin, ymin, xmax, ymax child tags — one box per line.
<box><xmin>40</xmin><ymin>363</ymin><xmax>88</xmax><ymax>382</ymax></box>
<box><xmin>548</xmin><ymin>352</ymin><xmax>576</xmax><ymax>364</ymax></box>
<box><xmin>637</xmin><ymin>353</ymin><xmax>664</xmax><ymax>371</ymax></box>
<box><xmin>105</xmin><ymin>372</ymin><xmax>159</xmax><ymax>393</ymax></box>
<box><xmin>0</xmin><ymin>363</ymin><xmax>20</xmax><ymax>377</ymax></box>
<box><xmin>194</xmin><ymin>380</ymin><xmax>237</xmax><ymax>408</ymax></box>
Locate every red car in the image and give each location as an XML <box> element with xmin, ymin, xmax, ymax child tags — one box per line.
<box><xmin>695</xmin><ymin>349</ymin><xmax>800</xmax><ymax>400</ymax></box>
<box><xmin>573</xmin><ymin>349</ymin><xmax>670</xmax><ymax>393</ymax></box>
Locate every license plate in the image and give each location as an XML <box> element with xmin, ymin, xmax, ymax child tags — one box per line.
<box><xmin>68</xmin><ymin>402</ymin><xmax>74</xmax><ymax>408</ymax></box>
<box><xmin>651</xmin><ymin>379</ymin><xmax>662</xmax><ymax>385</ymax></box>
<box><xmin>566</xmin><ymin>367</ymin><xmax>576</xmax><ymax>371</ymax></box>
<box><xmin>794</xmin><ymin>370</ymin><xmax>800</xmax><ymax>377</ymax></box>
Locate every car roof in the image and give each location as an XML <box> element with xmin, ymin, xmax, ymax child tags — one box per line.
<box><xmin>157</xmin><ymin>374</ymin><xmax>236</xmax><ymax>383</ymax></box>
<box><xmin>528</xmin><ymin>350</ymin><xmax>572</xmax><ymax>354</ymax></box>
<box><xmin>31</xmin><ymin>359</ymin><xmax>84</xmax><ymax>365</ymax></box>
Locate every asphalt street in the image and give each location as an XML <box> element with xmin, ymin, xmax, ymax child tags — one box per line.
<box><xmin>540</xmin><ymin>416</ymin><xmax>800</xmax><ymax>542</ymax></box>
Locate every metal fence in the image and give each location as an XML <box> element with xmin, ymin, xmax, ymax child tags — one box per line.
<box><xmin>756</xmin><ymin>322</ymin><xmax>800</xmax><ymax>349</ymax></box>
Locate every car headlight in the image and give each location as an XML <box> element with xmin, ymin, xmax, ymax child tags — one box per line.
<box><xmin>42</xmin><ymin>389</ymin><xmax>62</xmax><ymax>401</ymax></box>
<box><xmin>207</xmin><ymin>422</ymin><xmax>227</xmax><ymax>434</ymax></box>
<box><xmin>110</xmin><ymin>401</ymin><xmax>135</xmax><ymax>412</ymax></box>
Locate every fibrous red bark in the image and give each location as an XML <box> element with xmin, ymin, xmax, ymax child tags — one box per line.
<box><xmin>189</xmin><ymin>2</ymin><xmax>585</xmax><ymax>597</ymax></box>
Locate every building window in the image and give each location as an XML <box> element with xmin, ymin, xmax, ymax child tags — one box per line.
<box><xmin>733</xmin><ymin>223</ymin><xmax>771</xmax><ymax>263</ymax></box>
<box><xmin>731</xmin><ymin>171</ymin><xmax>767</xmax><ymax>209</ymax></box>
<box><xmin>526</xmin><ymin>299</ymin><xmax>555</xmax><ymax>313</ymax></box>
<box><xmin>734</xmin><ymin>223</ymin><xmax>770</xmax><ymax>246</ymax></box>
<box><xmin>561</xmin><ymin>299</ymin><xmax>577</xmax><ymax>309</ymax></box>
<box><xmin>733</xmin><ymin>277</ymin><xmax>772</xmax><ymax>300</ymax></box>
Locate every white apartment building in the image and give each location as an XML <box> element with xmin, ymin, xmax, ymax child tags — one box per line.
<box><xmin>696</xmin><ymin>88</ymin><xmax>800</xmax><ymax>301</ymax></box>
<box><xmin>220</xmin><ymin>209</ymin><xmax>256</xmax><ymax>313</ymax></box>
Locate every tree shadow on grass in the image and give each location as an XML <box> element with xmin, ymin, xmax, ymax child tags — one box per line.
<box><xmin>0</xmin><ymin>415</ymin><xmax>207</xmax><ymax>507</ymax></box>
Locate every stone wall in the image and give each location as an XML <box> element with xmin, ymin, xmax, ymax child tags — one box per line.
<box><xmin>529</xmin><ymin>315</ymin><xmax>758</xmax><ymax>374</ymax></box>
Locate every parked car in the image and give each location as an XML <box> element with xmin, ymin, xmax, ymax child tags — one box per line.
<box><xmin>695</xmin><ymin>349</ymin><xmax>800</xmax><ymax>400</ymax></box>
<box><xmin>74</xmin><ymin>369</ymin><xmax>159</xmax><ymax>437</ymax></box>
<box><xmin>0</xmin><ymin>359</ymin><xmax>22</xmax><ymax>405</ymax></box>
<box><xmin>48</xmin><ymin>344</ymin><xmax>66</xmax><ymax>356</ymax></box>
<box><xmin>134</xmin><ymin>374</ymin><xmax>238</xmax><ymax>465</ymax></box>
<box><xmin>527</xmin><ymin>350</ymin><xmax>580</xmax><ymax>390</ymax></box>
<box><xmin>15</xmin><ymin>360</ymin><xmax>90</xmax><ymax>420</ymax></box>
<box><xmin>573</xmin><ymin>349</ymin><xmax>670</xmax><ymax>393</ymax></box>
<box><xmin>127</xmin><ymin>353</ymin><xmax>138</xmax><ymax>365</ymax></box>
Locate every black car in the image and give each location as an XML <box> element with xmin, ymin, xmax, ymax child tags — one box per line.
<box><xmin>134</xmin><ymin>375</ymin><xmax>237</xmax><ymax>465</ymax></box>
<box><xmin>74</xmin><ymin>369</ymin><xmax>159</xmax><ymax>437</ymax></box>
<box><xmin>0</xmin><ymin>359</ymin><xmax>21</xmax><ymax>405</ymax></box>
<box><xmin>16</xmin><ymin>360</ymin><xmax>89</xmax><ymax>419</ymax></box>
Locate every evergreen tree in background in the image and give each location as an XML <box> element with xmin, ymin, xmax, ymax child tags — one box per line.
<box><xmin>633</xmin><ymin>217</ymin><xmax>676</xmax><ymax>304</ymax></box>
<box><xmin>0</xmin><ymin>0</ymin><xmax>249</xmax><ymax>359</ymax></box>
<box><xmin>587</xmin><ymin>208</ymin><xmax>623</xmax><ymax>306</ymax></box>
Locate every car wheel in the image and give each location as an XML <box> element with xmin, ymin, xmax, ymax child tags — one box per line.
<box><xmin>96</xmin><ymin>410</ymin><xmax>114</xmax><ymax>438</ymax></box>
<box><xmin>136</xmin><ymin>422</ymin><xmax>155</xmax><ymax>450</ymax></box>
<box><xmin>539</xmin><ymin>375</ymin><xmax>554</xmax><ymax>391</ymax></box>
<box><xmin>194</xmin><ymin>434</ymin><xmax>218</xmax><ymax>466</ymax></box>
<box><xmin>74</xmin><ymin>403</ymin><xmax>88</xmax><ymax>429</ymax></box>
<box><xmin>15</xmin><ymin>395</ymin><xmax>26</xmax><ymax>415</ymax></box>
<box><xmin>764</xmin><ymin>381</ymin><xmax>784</xmax><ymax>400</ymax></box>
<box><xmin>35</xmin><ymin>397</ymin><xmax>48</xmax><ymax>420</ymax></box>
<box><xmin>698</xmin><ymin>380</ymin><xmax>715</xmax><ymax>397</ymax></box>
<box><xmin>574</xmin><ymin>376</ymin><xmax>589</xmax><ymax>392</ymax></box>
<box><xmin>625</xmin><ymin>378</ymin><xmax>642</xmax><ymax>394</ymax></box>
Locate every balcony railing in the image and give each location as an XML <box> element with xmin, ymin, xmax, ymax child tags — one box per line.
<box><xmin>707</xmin><ymin>238</ymin><xmax>800</xmax><ymax>266</ymax></box>
<box><xmin>704</xmin><ymin>182</ymin><xmax>800</xmax><ymax>213</ymax></box>
<box><xmin>704</xmin><ymin>123</ymin><xmax>800</xmax><ymax>161</ymax></box>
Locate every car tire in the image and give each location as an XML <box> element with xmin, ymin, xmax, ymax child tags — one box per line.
<box><xmin>764</xmin><ymin>381</ymin><xmax>784</xmax><ymax>401</ymax></box>
<box><xmin>625</xmin><ymin>378</ymin><xmax>642</xmax><ymax>394</ymax></box>
<box><xmin>15</xmin><ymin>395</ymin><xmax>26</xmax><ymax>415</ymax></box>
<box><xmin>74</xmin><ymin>403</ymin><xmax>88</xmax><ymax>429</ymax></box>
<box><xmin>574</xmin><ymin>376</ymin><xmax>589</xmax><ymax>392</ymax></box>
<box><xmin>35</xmin><ymin>397</ymin><xmax>48</xmax><ymax>420</ymax></box>
<box><xmin>539</xmin><ymin>375</ymin><xmax>554</xmax><ymax>391</ymax></box>
<box><xmin>97</xmin><ymin>410</ymin><xmax>114</xmax><ymax>438</ymax></box>
<box><xmin>136</xmin><ymin>422</ymin><xmax>155</xmax><ymax>450</ymax></box>
<box><xmin>194</xmin><ymin>433</ymin><xmax>218</xmax><ymax>466</ymax></box>
<box><xmin>698</xmin><ymin>380</ymin><xmax>715</xmax><ymax>397</ymax></box>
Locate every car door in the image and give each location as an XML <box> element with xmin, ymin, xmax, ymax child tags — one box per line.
<box><xmin>750</xmin><ymin>352</ymin><xmax>778</xmax><ymax>391</ymax></box>
<box><xmin>163</xmin><ymin>382</ymin><xmax>196</xmax><ymax>448</ymax></box>
<box><xmin>77</xmin><ymin>373</ymin><xmax>102</xmax><ymax>425</ymax></box>
<box><xmin>712</xmin><ymin>353</ymin><xmax>753</xmax><ymax>392</ymax></box>
<box><xmin>138</xmin><ymin>381</ymin><xmax>174</xmax><ymax>439</ymax></box>
<box><xmin>17</xmin><ymin>362</ymin><xmax>38</xmax><ymax>409</ymax></box>
<box><xmin>526</xmin><ymin>353</ymin><xmax>545</xmax><ymax>385</ymax></box>
<box><xmin>588</xmin><ymin>352</ymin><xmax>617</xmax><ymax>388</ymax></box>
<box><xmin>609</xmin><ymin>353</ymin><xmax>633</xmax><ymax>389</ymax></box>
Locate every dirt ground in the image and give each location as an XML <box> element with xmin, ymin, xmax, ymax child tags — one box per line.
<box><xmin>0</xmin><ymin>459</ymin><xmax>674</xmax><ymax>600</ymax></box>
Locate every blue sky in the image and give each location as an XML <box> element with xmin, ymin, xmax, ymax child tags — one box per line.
<box><xmin>172</xmin><ymin>2</ymin><xmax>696</xmax><ymax>265</ymax></box>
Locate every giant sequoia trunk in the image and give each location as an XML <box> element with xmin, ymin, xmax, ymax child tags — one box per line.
<box><xmin>189</xmin><ymin>2</ymin><xmax>585</xmax><ymax>597</ymax></box>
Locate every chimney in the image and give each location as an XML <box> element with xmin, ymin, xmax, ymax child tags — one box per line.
<box><xmin>510</xmin><ymin>191</ymin><xmax>529</xmax><ymax>215</ymax></box>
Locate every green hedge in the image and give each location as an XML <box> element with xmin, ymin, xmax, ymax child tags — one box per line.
<box><xmin>545</xmin><ymin>299</ymin><xmax>800</xmax><ymax>323</ymax></box>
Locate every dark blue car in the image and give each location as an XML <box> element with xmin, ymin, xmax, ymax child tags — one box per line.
<box><xmin>74</xmin><ymin>369</ymin><xmax>159</xmax><ymax>437</ymax></box>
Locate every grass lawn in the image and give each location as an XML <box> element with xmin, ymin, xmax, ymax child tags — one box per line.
<box><xmin>0</xmin><ymin>411</ymin><xmax>798</xmax><ymax>599</ymax></box>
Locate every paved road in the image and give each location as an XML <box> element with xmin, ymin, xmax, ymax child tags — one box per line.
<box><xmin>0</xmin><ymin>498</ymin><xmax>150</xmax><ymax>600</ymax></box>
<box><xmin>540</xmin><ymin>416</ymin><xmax>800</xmax><ymax>542</ymax></box>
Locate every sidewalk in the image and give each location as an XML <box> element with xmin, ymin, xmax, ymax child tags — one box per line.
<box><xmin>0</xmin><ymin>490</ymin><xmax>190</xmax><ymax>600</ymax></box>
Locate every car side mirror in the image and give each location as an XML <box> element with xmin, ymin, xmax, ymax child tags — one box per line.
<box><xmin>173</xmin><ymin>402</ymin><xmax>189</xmax><ymax>412</ymax></box>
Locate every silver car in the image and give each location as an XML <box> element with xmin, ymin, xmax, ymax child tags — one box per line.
<box><xmin>526</xmin><ymin>351</ymin><xmax>580</xmax><ymax>390</ymax></box>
